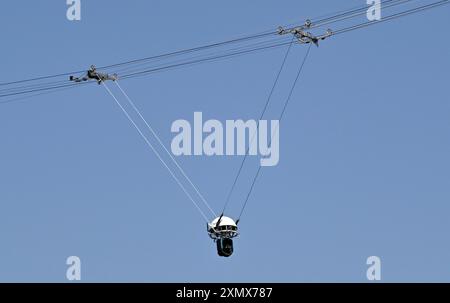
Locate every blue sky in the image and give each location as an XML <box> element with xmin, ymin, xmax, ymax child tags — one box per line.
<box><xmin>0</xmin><ymin>0</ymin><xmax>449</xmax><ymax>282</ymax></box>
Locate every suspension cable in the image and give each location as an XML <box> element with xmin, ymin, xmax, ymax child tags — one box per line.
<box><xmin>237</xmin><ymin>43</ymin><xmax>313</xmax><ymax>223</ymax></box>
<box><xmin>100</xmin><ymin>81</ymin><xmax>210</xmax><ymax>222</ymax></box>
<box><xmin>221</xmin><ymin>37</ymin><xmax>296</xmax><ymax>216</ymax></box>
<box><xmin>310</xmin><ymin>0</ymin><xmax>413</xmax><ymax>30</ymax></box>
<box><xmin>114</xmin><ymin>80</ymin><xmax>217</xmax><ymax>218</ymax></box>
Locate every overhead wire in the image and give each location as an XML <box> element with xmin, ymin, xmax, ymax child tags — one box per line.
<box><xmin>312</xmin><ymin>0</ymin><xmax>400</xmax><ymax>25</ymax></box>
<box><xmin>333</xmin><ymin>0</ymin><xmax>449</xmax><ymax>35</ymax></box>
<box><xmin>119</xmin><ymin>41</ymin><xmax>296</xmax><ymax>80</ymax></box>
<box><xmin>0</xmin><ymin>69</ymin><xmax>86</xmax><ymax>87</ymax></box>
<box><xmin>98</xmin><ymin>32</ymin><xmax>277</xmax><ymax>72</ymax></box>
<box><xmin>0</xmin><ymin>40</ymin><xmax>293</xmax><ymax>98</ymax></box>
<box><xmin>0</xmin><ymin>81</ymin><xmax>93</xmax><ymax>98</ymax></box>
<box><xmin>309</xmin><ymin>0</ymin><xmax>414</xmax><ymax>30</ymax></box>
<box><xmin>0</xmin><ymin>84</ymin><xmax>85</xmax><ymax>105</ymax></box>
<box><xmin>1</xmin><ymin>0</ymin><xmax>446</xmax><ymax>100</ymax></box>
<box><xmin>110</xmin><ymin>36</ymin><xmax>293</xmax><ymax>76</ymax></box>
<box><xmin>280</xmin><ymin>0</ymin><xmax>405</xmax><ymax>30</ymax></box>
<box><xmin>0</xmin><ymin>32</ymin><xmax>276</xmax><ymax>88</ymax></box>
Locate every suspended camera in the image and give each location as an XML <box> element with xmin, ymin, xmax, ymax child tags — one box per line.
<box><xmin>207</xmin><ymin>215</ymin><xmax>239</xmax><ymax>257</ymax></box>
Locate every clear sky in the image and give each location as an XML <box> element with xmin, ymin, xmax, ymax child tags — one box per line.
<box><xmin>0</xmin><ymin>0</ymin><xmax>449</xmax><ymax>282</ymax></box>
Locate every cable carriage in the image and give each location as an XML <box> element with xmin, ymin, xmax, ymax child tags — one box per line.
<box><xmin>69</xmin><ymin>65</ymin><xmax>118</xmax><ymax>84</ymax></box>
<box><xmin>207</xmin><ymin>216</ymin><xmax>239</xmax><ymax>257</ymax></box>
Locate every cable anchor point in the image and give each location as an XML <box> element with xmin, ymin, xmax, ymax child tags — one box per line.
<box><xmin>278</xmin><ymin>19</ymin><xmax>333</xmax><ymax>47</ymax></box>
<box><xmin>69</xmin><ymin>65</ymin><xmax>118</xmax><ymax>84</ymax></box>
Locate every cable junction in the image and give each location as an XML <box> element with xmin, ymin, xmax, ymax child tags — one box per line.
<box><xmin>277</xmin><ymin>21</ymin><xmax>333</xmax><ymax>47</ymax></box>
<box><xmin>221</xmin><ymin>36</ymin><xmax>296</xmax><ymax>217</ymax></box>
